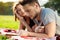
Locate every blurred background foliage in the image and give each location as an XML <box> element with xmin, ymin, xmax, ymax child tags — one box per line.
<box><xmin>0</xmin><ymin>2</ymin><xmax>13</xmax><ymax>15</ymax></box>
<box><xmin>0</xmin><ymin>2</ymin><xmax>19</xmax><ymax>30</ymax></box>
<box><xmin>44</xmin><ymin>0</ymin><xmax>60</xmax><ymax>14</ymax></box>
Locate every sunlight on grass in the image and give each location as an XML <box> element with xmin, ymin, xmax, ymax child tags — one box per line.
<box><xmin>0</xmin><ymin>15</ymin><xmax>20</xmax><ymax>30</ymax></box>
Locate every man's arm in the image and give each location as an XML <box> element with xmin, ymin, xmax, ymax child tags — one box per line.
<box><xmin>28</xmin><ymin>21</ymin><xmax>56</xmax><ymax>38</ymax></box>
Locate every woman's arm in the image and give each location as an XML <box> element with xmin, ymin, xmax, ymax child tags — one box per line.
<box><xmin>19</xmin><ymin>17</ymin><xmax>30</xmax><ymax>30</ymax></box>
<box><xmin>15</xmin><ymin>13</ymin><xmax>33</xmax><ymax>32</ymax></box>
<box><xmin>19</xmin><ymin>22</ymin><xmax>25</xmax><ymax>30</ymax></box>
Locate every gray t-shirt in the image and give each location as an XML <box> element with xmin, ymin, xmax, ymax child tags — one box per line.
<box><xmin>40</xmin><ymin>8</ymin><xmax>60</xmax><ymax>34</ymax></box>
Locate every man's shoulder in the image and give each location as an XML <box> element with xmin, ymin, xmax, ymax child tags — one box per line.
<box><xmin>41</xmin><ymin>8</ymin><xmax>55</xmax><ymax>18</ymax></box>
<box><xmin>41</xmin><ymin>8</ymin><xmax>54</xmax><ymax>14</ymax></box>
<box><xmin>42</xmin><ymin>8</ymin><xmax>53</xmax><ymax>11</ymax></box>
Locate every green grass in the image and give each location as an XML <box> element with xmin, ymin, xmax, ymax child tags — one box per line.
<box><xmin>0</xmin><ymin>15</ymin><xmax>19</xmax><ymax>30</ymax></box>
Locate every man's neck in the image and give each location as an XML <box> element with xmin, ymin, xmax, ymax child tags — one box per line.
<box><xmin>36</xmin><ymin>8</ymin><xmax>42</xmax><ymax>21</ymax></box>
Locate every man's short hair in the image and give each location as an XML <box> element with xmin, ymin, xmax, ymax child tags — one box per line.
<box><xmin>19</xmin><ymin>0</ymin><xmax>40</xmax><ymax>6</ymax></box>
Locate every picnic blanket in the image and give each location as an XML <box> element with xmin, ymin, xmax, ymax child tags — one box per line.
<box><xmin>11</xmin><ymin>36</ymin><xmax>56</xmax><ymax>40</ymax></box>
<box><xmin>0</xmin><ymin>28</ymin><xmax>56</xmax><ymax>40</ymax></box>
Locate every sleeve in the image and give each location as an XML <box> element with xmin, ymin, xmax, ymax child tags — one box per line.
<box><xmin>41</xmin><ymin>8</ymin><xmax>56</xmax><ymax>26</ymax></box>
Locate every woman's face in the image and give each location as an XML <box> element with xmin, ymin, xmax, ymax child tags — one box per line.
<box><xmin>16</xmin><ymin>4</ymin><xmax>28</xmax><ymax>17</ymax></box>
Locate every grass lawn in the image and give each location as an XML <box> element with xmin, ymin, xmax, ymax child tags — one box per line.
<box><xmin>0</xmin><ymin>15</ymin><xmax>20</xmax><ymax>30</ymax></box>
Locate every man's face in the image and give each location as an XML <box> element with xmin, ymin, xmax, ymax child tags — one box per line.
<box><xmin>23</xmin><ymin>4</ymin><xmax>40</xmax><ymax>19</ymax></box>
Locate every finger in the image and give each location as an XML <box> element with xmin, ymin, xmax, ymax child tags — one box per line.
<box><xmin>15</xmin><ymin>13</ymin><xmax>23</xmax><ymax>19</ymax></box>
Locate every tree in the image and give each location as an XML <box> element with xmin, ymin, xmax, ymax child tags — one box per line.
<box><xmin>44</xmin><ymin>0</ymin><xmax>60</xmax><ymax>14</ymax></box>
<box><xmin>0</xmin><ymin>2</ymin><xmax>13</xmax><ymax>15</ymax></box>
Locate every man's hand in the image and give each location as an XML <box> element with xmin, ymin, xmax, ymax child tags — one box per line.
<box><xmin>18</xmin><ymin>30</ymin><xmax>29</xmax><ymax>36</ymax></box>
<box><xmin>32</xmin><ymin>25</ymin><xmax>44</xmax><ymax>33</ymax></box>
<box><xmin>32</xmin><ymin>24</ymin><xmax>37</xmax><ymax>32</ymax></box>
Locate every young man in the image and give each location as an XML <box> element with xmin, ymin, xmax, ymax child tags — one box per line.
<box><xmin>13</xmin><ymin>0</ymin><xmax>60</xmax><ymax>38</ymax></box>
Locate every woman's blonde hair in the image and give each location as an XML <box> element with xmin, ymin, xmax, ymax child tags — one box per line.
<box><xmin>13</xmin><ymin>2</ymin><xmax>20</xmax><ymax>21</ymax></box>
